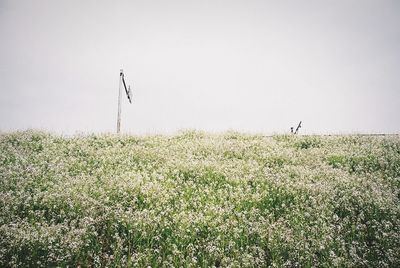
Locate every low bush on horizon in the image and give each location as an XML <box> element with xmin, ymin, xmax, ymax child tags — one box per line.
<box><xmin>0</xmin><ymin>131</ymin><xmax>399</xmax><ymax>267</ymax></box>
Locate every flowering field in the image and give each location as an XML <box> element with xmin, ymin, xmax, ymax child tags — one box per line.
<box><xmin>0</xmin><ymin>131</ymin><xmax>399</xmax><ymax>267</ymax></box>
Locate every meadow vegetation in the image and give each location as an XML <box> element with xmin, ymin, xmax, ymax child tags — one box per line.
<box><xmin>0</xmin><ymin>130</ymin><xmax>399</xmax><ymax>267</ymax></box>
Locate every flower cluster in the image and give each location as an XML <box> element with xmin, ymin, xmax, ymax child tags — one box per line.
<box><xmin>0</xmin><ymin>131</ymin><xmax>399</xmax><ymax>267</ymax></box>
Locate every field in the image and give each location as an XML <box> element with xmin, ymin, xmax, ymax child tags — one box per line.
<box><xmin>0</xmin><ymin>131</ymin><xmax>399</xmax><ymax>267</ymax></box>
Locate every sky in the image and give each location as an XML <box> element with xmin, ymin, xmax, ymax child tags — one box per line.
<box><xmin>0</xmin><ymin>0</ymin><xmax>399</xmax><ymax>135</ymax></box>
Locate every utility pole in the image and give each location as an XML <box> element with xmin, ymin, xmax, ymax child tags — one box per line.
<box><xmin>116</xmin><ymin>69</ymin><xmax>133</xmax><ymax>133</ymax></box>
<box><xmin>117</xmin><ymin>70</ymin><xmax>123</xmax><ymax>133</ymax></box>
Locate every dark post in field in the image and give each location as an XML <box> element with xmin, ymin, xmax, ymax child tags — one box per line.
<box><xmin>294</xmin><ymin>121</ymin><xmax>302</xmax><ymax>134</ymax></box>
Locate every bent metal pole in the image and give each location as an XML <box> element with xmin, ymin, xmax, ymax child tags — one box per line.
<box><xmin>116</xmin><ymin>69</ymin><xmax>133</xmax><ymax>133</ymax></box>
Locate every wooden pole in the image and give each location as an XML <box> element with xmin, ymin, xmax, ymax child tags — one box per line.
<box><xmin>295</xmin><ymin>121</ymin><xmax>302</xmax><ymax>134</ymax></box>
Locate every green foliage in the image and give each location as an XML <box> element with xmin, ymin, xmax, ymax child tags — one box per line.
<box><xmin>294</xmin><ymin>136</ymin><xmax>322</xmax><ymax>149</ymax></box>
<box><xmin>0</xmin><ymin>131</ymin><xmax>399</xmax><ymax>267</ymax></box>
<box><xmin>327</xmin><ymin>155</ymin><xmax>347</xmax><ymax>169</ymax></box>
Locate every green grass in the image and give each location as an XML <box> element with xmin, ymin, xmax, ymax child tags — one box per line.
<box><xmin>0</xmin><ymin>131</ymin><xmax>399</xmax><ymax>267</ymax></box>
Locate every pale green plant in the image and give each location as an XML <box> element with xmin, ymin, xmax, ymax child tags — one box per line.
<box><xmin>0</xmin><ymin>131</ymin><xmax>399</xmax><ymax>267</ymax></box>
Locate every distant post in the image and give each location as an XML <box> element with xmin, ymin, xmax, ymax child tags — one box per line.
<box><xmin>117</xmin><ymin>69</ymin><xmax>123</xmax><ymax>133</ymax></box>
<box><xmin>116</xmin><ymin>69</ymin><xmax>133</xmax><ymax>133</ymax></box>
<box><xmin>294</xmin><ymin>121</ymin><xmax>302</xmax><ymax>134</ymax></box>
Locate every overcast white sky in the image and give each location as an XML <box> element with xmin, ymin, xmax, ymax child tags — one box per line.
<box><xmin>0</xmin><ymin>0</ymin><xmax>399</xmax><ymax>135</ymax></box>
